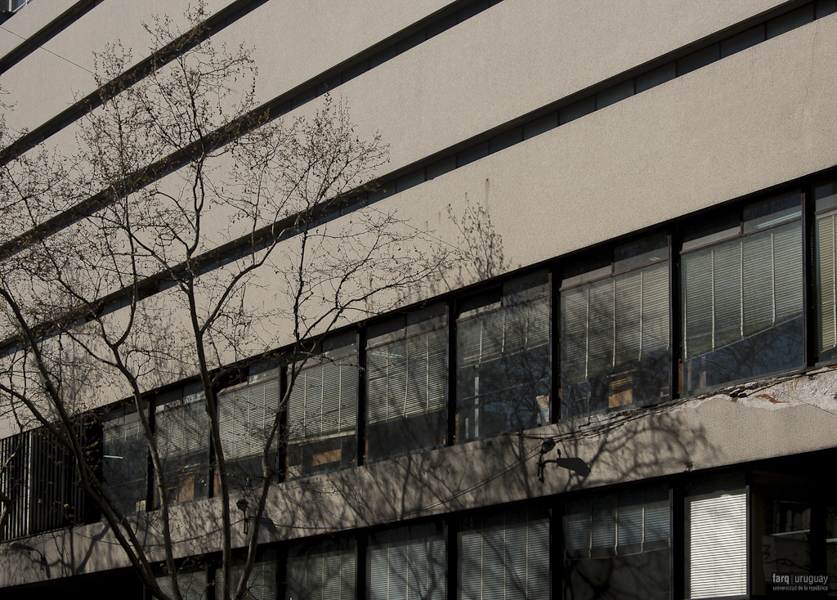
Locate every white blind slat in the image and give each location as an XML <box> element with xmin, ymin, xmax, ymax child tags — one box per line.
<box><xmin>817</xmin><ymin>214</ymin><xmax>837</xmax><ymax>351</ymax></box>
<box><xmin>688</xmin><ymin>492</ymin><xmax>747</xmax><ymax>599</ymax></box>
<box><xmin>459</xmin><ymin>511</ymin><xmax>548</xmax><ymax>600</ymax></box>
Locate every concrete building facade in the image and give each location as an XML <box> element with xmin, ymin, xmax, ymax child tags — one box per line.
<box><xmin>1</xmin><ymin>0</ymin><xmax>837</xmax><ymax>598</ymax></box>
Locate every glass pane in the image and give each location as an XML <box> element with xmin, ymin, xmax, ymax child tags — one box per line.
<box><xmin>565</xmin><ymin>487</ymin><xmax>671</xmax><ymax>600</ymax></box>
<box><xmin>218</xmin><ymin>375</ymin><xmax>280</xmax><ymax>491</ymax></box>
<box><xmin>456</xmin><ymin>279</ymin><xmax>549</xmax><ymax>442</ymax></box>
<box><xmin>287</xmin><ymin>538</ymin><xmax>356</xmax><ymax>600</ymax></box>
<box><xmin>102</xmin><ymin>409</ymin><xmax>147</xmax><ymax>515</ymax></box>
<box><xmin>459</xmin><ymin>511</ymin><xmax>548</xmax><ymax>600</ymax></box>
<box><xmin>366</xmin><ymin>314</ymin><xmax>447</xmax><ymax>461</ymax></box>
<box><xmin>155</xmin><ymin>391</ymin><xmax>210</xmax><ymax>504</ymax></box>
<box><xmin>287</xmin><ymin>339</ymin><xmax>358</xmax><ymax>478</ymax></box>
<box><xmin>682</xmin><ymin>219</ymin><xmax>803</xmax><ymax>393</ymax></box>
<box><xmin>816</xmin><ymin>181</ymin><xmax>837</xmax><ymax>360</ymax></box>
<box><xmin>817</xmin><ymin>213</ymin><xmax>837</xmax><ymax>355</ymax></box>
<box><xmin>561</xmin><ymin>261</ymin><xmax>669</xmax><ymax>420</ymax></box>
<box><xmin>686</xmin><ymin>490</ymin><xmax>746</xmax><ymax>599</ymax></box>
<box><xmin>743</xmin><ymin>192</ymin><xmax>801</xmax><ymax>233</ymax></box>
<box><xmin>369</xmin><ymin>524</ymin><xmax>445</xmax><ymax>600</ymax></box>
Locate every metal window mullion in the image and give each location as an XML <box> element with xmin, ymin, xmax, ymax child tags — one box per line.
<box><xmin>501</xmin><ymin>309</ymin><xmax>507</xmax><ymax>356</ymax></box>
<box><xmin>641</xmin><ymin>499</ymin><xmax>646</xmax><ymax>554</ymax></box>
<box><xmin>478</xmin><ymin>318</ymin><xmax>484</xmax><ymax>365</ymax></box>
<box><xmin>611</xmin><ymin>279</ymin><xmax>617</xmax><ymax>369</ymax></box>
<box><xmin>739</xmin><ymin>239</ymin><xmax>744</xmax><ymax>338</ymax></box>
<box><xmin>771</xmin><ymin>230</ymin><xmax>777</xmax><ymax>326</ymax></box>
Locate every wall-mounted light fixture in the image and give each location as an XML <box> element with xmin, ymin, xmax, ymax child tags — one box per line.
<box><xmin>236</xmin><ymin>498</ymin><xmax>249</xmax><ymax>534</ymax></box>
<box><xmin>537</xmin><ymin>437</ymin><xmax>591</xmax><ymax>481</ymax></box>
<box><xmin>8</xmin><ymin>541</ymin><xmax>48</xmax><ymax>577</ymax></box>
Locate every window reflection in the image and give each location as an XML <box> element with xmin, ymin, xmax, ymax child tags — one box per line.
<box><xmin>366</xmin><ymin>305</ymin><xmax>447</xmax><ymax>461</ymax></box>
<box><xmin>561</xmin><ymin>235</ymin><xmax>670</xmax><ymax>419</ymax></box>
<box><xmin>155</xmin><ymin>383</ymin><xmax>210</xmax><ymax>504</ymax></box>
<box><xmin>286</xmin><ymin>334</ymin><xmax>358</xmax><ymax>478</ymax></box>
<box><xmin>102</xmin><ymin>403</ymin><xmax>148</xmax><ymax>514</ymax></box>
<box><xmin>456</xmin><ymin>272</ymin><xmax>550</xmax><ymax>442</ymax></box>
<box><xmin>286</xmin><ymin>537</ymin><xmax>356</xmax><ymax>600</ymax></box>
<box><xmin>459</xmin><ymin>509</ymin><xmax>549</xmax><ymax>600</ymax></box>
<box><xmin>368</xmin><ymin>523</ymin><xmax>445</xmax><ymax>600</ymax></box>
<box><xmin>216</xmin><ymin>364</ymin><xmax>280</xmax><ymax>492</ymax></box>
<box><xmin>681</xmin><ymin>193</ymin><xmax>803</xmax><ymax>393</ymax></box>
<box><xmin>565</xmin><ymin>485</ymin><xmax>671</xmax><ymax>600</ymax></box>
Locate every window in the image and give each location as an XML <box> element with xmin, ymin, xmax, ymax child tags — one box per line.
<box><xmin>368</xmin><ymin>523</ymin><xmax>445</xmax><ymax>600</ymax></box>
<box><xmin>366</xmin><ymin>305</ymin><xmax>447</xmax><ymax>461</ymax></box>
<box><xmin>0</xmin><ymin>427</ymin><xmax>93</xmax><ymax>539</ymax></box>
<box><xmin>155</xmin><ymin>383</ymin><xmax>210</xmax><ymax>504</ymax></box>
<box><xmin>2</xmin><ymin>0</ymin><xmax>31</xmax><ymax>15</ymax></box>
<box><xmin>0</xmin><ymin>432</ymin><xmax>30</xmax><ymax>540</ymax></box>
<box><xmin>217</xmin><ymin>364</ymin><xmax>281</xmax><ymax>491</ymax></box>
<box><xmin>156</xmin><ymin>561</ymin><xmax>211</xmax><ymax>600</ymax></box>
<box><xmin>815</xmin><ymin>179</ymin><xmax>837</xmax><ymax>362</ymax></box>
<box><xmin>456</xmin><ymin>272</ymin><xmax>550</xmax><ymax>442</ymax></box>
<box><xmin>102</xmin><ymin>404</ymin><xmax>148</xmax><ymax>514</ymax></box>
<box><xmin>564</xmin><ymin>485</ymin><xmax>670</xmax><ymax>599</ymax></box>
<box><xmin>286</xmin><ymin>537</ymin><xmax>356</xmax><ymax>600</ymax></box>
<box><xmin>681</xmin><ymin>193</ymin><xmax>804</xmax><ymax>393</ymax></box>
<box><xmin>216</xmin><ymin>550</ymin><xmax>278</xmax><ymax>600</ymax></box>
<box><xmin>459</xmin><ymin>509</ymin><xmax>549</xmax><ymax>600</ymax></box>
<box><xmin>561</xmin><ymin>235</ymin><xmax>670</xmax><ymax>419</ymax></box>
<box><xmin>685</xmin><ymin>475</ymin><xmax>747</xmax><ymax>599</ymax></box>
<box><xmin>287</xmin><ymin>333</ymin><xmax>358</xmax><ymax>477</ymax></box>
<box><xmin>748</xmin><ymin>467</ymin><xmax>837</xmax><ymax>595</ymax></box>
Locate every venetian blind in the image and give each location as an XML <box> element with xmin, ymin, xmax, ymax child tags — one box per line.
<box><xmin>458</xmin><ymin>296</ymin><xmax>549</xmax><ymax>368</ymax></box>
<box><xmin>217</xmin><ymin>551</ymin><xmax>278</xmax><ymax>600</ymax></box>
<box><xmin>156</xmin><ymin>394</ymin><xmax>209</xmax><ymax>466</ymax></box>
<box><xmin>367</xmin><ymin>327</ymin><xmax>447</xmax><ymax>425</ymax></box>
<box><xmin>369</xmin><ymin>528</ymin><xmax>445</xmax><ymax>600</ymax></box>
<box><xmin>817</xmin><ymin>211</ymin><xmax>837</xmax><ymax>352</ymax></box>
<box><xmin>459</xmin><ymin>510</ymin><xmax>549</xmax><ymax>600</ymax></box>
<box><xmin>157</xmin><ymin>569</ymin><xmax>209</xmax><ymax>600</ymax></box>
<box><xmin>218</xmin><ymin>376</ymin><xmax>280</xmax><ymax>461</ymax></box>
<box><xmin>683</xmin><ymin>221</ymin><xmax>802</xmax><ymax>359</ymax></box>
<box><xmin>565</xmin><ymin>485</ymin><xmax>670</xmax><ymax>556</ymax></box>
<box><xmin>286</xmin><ymin>540</ymin><xmax>356</xmax><ymax>600</ymax></box>
<box><xmin>288</xmin><ymin>355</ymin><xmax>358</xmax><ymax>442</ymax></box>
<box><xmin>687</xmin><ymin>491</ymin><xmax>746</xmax><ymax>599</ymax></box>
<box><xmin>102</xmin><ymin>414</ymin><xmax>146</xmax><ymax>513</ymax></box>
<box><xmin>562</xmin><ymin>262</ymin><xmax>669</xmax><ymax>383</ymax></box>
